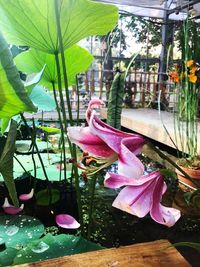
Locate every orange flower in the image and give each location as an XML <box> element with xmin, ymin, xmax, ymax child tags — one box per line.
<box><xmin>188</xmin><ymin>73</ymin><xmax>197</xmax><ymax>83</ymax></box>
<box><xmin>187</xmin><ymin>60</ymin><xmax>195</xmax><ymax>68</ymax></box>
<box><xmin>169</xmin><ymin>71</ymin><xmax>180</xmax><ymax>83</ymax></box>
<box><xmin>190</xmin><ymin>66</ymin><xmax>198</xmax><ymax>74</ymax></box>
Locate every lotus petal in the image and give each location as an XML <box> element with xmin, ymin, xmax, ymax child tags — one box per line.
<box><xmin>112</xmin><ymin>181</ymin><xmax>156</xmax><ymax>218</ymax></box>
<box><xmin>68</xmin><ymin>126</ymin><xmax>115</xmax><ymax>158</ymax></box>
<box><xmin>56</xmin><ymin>214</ymin><xmax>80</xmax><ymax>229</ymax></box>
<box><xmin>86</xmin><ymin>98</ymin><xmax>104</xmax><ymax>123</ymax></box>
<box><xmin>19</xmin><ymin>188</ymin><xmax>34</xmax><ymax>201</ymax></box>
<box><xmin>150</xmin><ymin>177</ymin><xmax>181</xmax><ymax>227</ymax></box>
<box><xmin>89</xmin><ymin>113</ymin><xmax>144</xmax><ymax>154</ymax></box>
<box><xmin>118</xmin><ymin>137</ymin><xmax>144</xmax><ymax>179</ymax></box>
<box><xmin>110</xmin><ymin>171</ymin><xmax>180</xmax><ymax>226</ymax></box>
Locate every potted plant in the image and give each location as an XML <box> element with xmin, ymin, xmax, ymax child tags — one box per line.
<box><xmin>168</xmin><ymin>18</ymin><xmax>200</xmax><ymax>192</ymax></box>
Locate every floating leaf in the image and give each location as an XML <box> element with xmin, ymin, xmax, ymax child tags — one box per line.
<box><xmin>36</xmin><ymin>189</ymin><xmax>60</xmax><ymax>206</ymax></box>
<box><xmin>38</xmin><ymin>126</ymin><xmax>60</xmax><ymax>134</ymax></box>
<box><xmin>13</xmin><ymin>234</ymin><xmax>103</xmax><ymax>265</ymax></box>
<box><xmin>0</xmin><ymin>215</ymin><xmax>44</xmax><ymax>248</ymax></box>
<box><xmin>0</xmin><ymin>0</ymin><xmax>118</xmax><ymax>54</ymax></box>
<box><xmin>0</xmin><ymin>247</ymin><xmax>18</xmax><ymax>266</ymax></box>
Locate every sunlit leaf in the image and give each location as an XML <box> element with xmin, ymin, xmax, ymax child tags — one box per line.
<box><xmin>15</xmin><ymin>45</ymin><xmax>93</xmax><ymax>88</ymax></box>
<box><xmin>38</xmin><ymin>126</ymin><xmax>60</xmax><ymax>134</ymax></box>
<box><xmin>0</xmin><ymin>0</ymin><xmax>118</xmax><ymax>54</ymax></box>
<box><xmin>0</xmin><ymin>32</ymin><xmax>37</xmax><ymax>120</ymax></box>
<box><xmin>29</xmin><ymin>85</ymin><xmax>56</xmax><ymax>111</ymax></box>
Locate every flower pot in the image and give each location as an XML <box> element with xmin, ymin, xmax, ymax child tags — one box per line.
<box><xmin>175</xmin><ymin>166</ymin><xmax>200</xmax><ymax>191</ymax></box>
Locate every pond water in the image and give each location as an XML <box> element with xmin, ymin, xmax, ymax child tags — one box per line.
<box><xmin>1</xmin><ymin>131</ymin><xmax>200</xmax><ymax>266</ymax></box>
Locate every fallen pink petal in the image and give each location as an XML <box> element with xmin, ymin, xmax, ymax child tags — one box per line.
<box><xmin>19</xmin><ymin>188</ymin><xmax>34</xmax><ymax>201</ymax></box>
<box><xmin>56</xmin><ymin>214</ymin><xmax>80</xmax><ymax>229</ymax></box>
<box><xmin>2</xmin><ymin>198</ymin><xmax>24</xmax><ymax>215</ymax></box>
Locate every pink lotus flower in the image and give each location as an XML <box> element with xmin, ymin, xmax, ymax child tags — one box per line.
<box><xmin>68</xmin><ymin>99</ymin><xmax>145</xmax><ymax>178</ymax></box>
<box><xmin>56</xmin><ymin>214</ymin><xmax>80</xmax><ymax>229</ymax></box>
<box><xmin>104</xmin><ymin>170</ymin><xmax>181</xmax><ymax>227</ymax></box>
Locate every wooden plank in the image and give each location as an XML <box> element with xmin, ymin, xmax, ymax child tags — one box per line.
<box><xmin>14</xmin><ymin>240</ymin><xmax>191</xmax><ymax>267</ymax></box>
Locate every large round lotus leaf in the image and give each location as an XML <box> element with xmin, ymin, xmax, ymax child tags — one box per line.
<box><xmin>0</xmin><ymin>215</ymin><xmax>44</xmax><ymax>248</ymax></box>
<box><xmin>13</xmin><ymin>153</ymin><xmax>71</xmax><ymax>179</ymax></box>
<box><xmin>15</xmin><ymin>140</ymin><xmax>53</xmax><ymax>153</ymax></box>
<box><xmin>30</xmin><ymin>165</ymin><xmax>71</xmax><ymax>181</ymax></box>
<box><xmin>13</xmin><ymin>234</ymin><xmax>103</xmax><ymax>265</ymax></box>
<box><xmin>0</xmin><ymin>247</ymin><xmax>18</xmax><ymax>266</ymax></box>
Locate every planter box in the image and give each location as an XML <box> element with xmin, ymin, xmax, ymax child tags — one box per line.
<box><xmin>14</xmin><ymin>239</ymin><xmax>190</xmax><ymax>267</ymax></box>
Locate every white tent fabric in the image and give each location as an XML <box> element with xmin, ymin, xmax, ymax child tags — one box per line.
<box><xmin>95</xmin><ymin>0</ymin><xmax>200</xmax><ymax>20</ymax></box>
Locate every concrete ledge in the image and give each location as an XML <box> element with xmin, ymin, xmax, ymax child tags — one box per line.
<box><xmin>100</xmin><ymin>108</ymin><xmax>200</xmax><ymax>155</ymax></box>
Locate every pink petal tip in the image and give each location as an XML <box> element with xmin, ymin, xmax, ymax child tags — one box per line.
<box><xmin>19</xmin><ymin>188</ymin><xmax>34</xmax><ymax>201</ymax></box>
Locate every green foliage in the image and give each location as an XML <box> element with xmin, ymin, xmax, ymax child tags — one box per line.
<box><xmin>0</xmin><ymin>247</ymin><xmax>18</xmax><ymax>267</ymax></box>
<box><xmin>38</xmin><ymin>126</ymin><xmax>61</xmax><ymax>134</ymax></box>
<box><xmin>0</xmin><ymin>215</ymin><xmax>103</xmax><ymax>266</ymax></box>
<box><xmin>36</xmin><ymin>189</ymin><xmax>60</xmax><ymax>206</ymax></box>
<box><xmin>107</xmin><ymin>72</ymin><xmax>125</xmax><ymax>129</ymax></box>
<box><xmin>0</xmin><ymin>0</ymin><xmax>118</xmax><ymax>54</ymax></box>
<box><xmin>126</xmin><ymin>16</ymin><xmax>162</xmax><ymax>48</ymax></box>
<box><xmin>177</xmin><ymin>20</ymin><xmax>200</xmax><ymax>62</ymax></box>
<box><xmin>184</xmin><ymin>189</ymin><xmax>200</xmax><ymax>208</ymax></box>
<box><xmin>15</xmin><ymin>45</ymin><xmax>94</xmax><ymax>88</ymax></box>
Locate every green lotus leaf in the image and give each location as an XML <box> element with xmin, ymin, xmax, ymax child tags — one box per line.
<box><xmin>0</xmin><ymin>247</ymin><xmax>18</xmax><ymax>266</ymax></box>
<box><xmin>0</xmin><ymin>31</ymin><xmax>37</xmax><ymax>120</ymax></box>
<box><xmin>15</xmin><ymin>45</ymin><xmax>93</xmax><ymax>88</ymax></box>
<box><xmin>0</xmin><ymin>0</ymin><xmax>118</xmax><ymax>54</ymax></box>
<box><xmin>0</xmin><ymin>215</ymin><xmax>44</xmax><ymax>249</ymax></box>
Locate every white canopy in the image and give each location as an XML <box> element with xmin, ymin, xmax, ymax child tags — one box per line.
<box><xmin>95</xmin><ymin>0</ymin><xmax>200</xmax><ymax>20</ymax></box>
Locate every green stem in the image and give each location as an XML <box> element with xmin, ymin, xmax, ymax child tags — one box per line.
<box><xmin>87</xmin><ymin>174</ymin><xmax>98</xmax><ymax>240</ymax></box>
<box><xmin>52</xmin><ymin>82</ymin><xmax>67</xmax><ymax>182</ymax></box>
<box><xmin>20</xmin><ymin>113</ymin><xmax>49</xmax><ymax>182</ymax></box>
<box><xmin>54</xmin><ymin>0</ymin><xmax>73</xmax><ymax>126</ymax></box>
<box><xmin>54</xmin><ymin>0</ymin><xmax>84</xmax><ymax>235</ymax></box>
<box><xmin>76</xmin><ymin>75</ymin><xmax>80</xmax><ymax>125</ymax></box>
